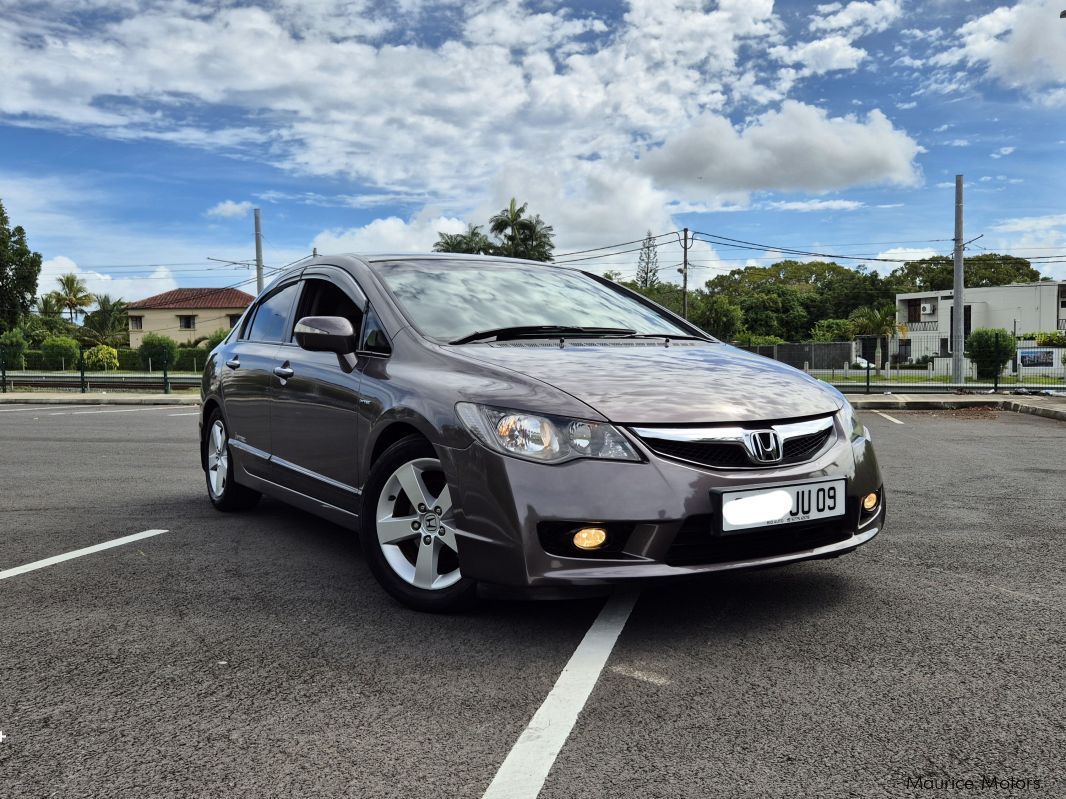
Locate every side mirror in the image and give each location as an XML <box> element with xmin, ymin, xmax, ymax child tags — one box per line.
<box><xmin>294</xmin><ymin>316</ymin><xmax>357</xmax><ymax>355</ymax></box>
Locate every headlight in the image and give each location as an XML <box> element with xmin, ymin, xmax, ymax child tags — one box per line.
<box><xmin>838</xmin><ymin>398</ymin><xmax>868</xmax><ymax>441</ymax></box>
<box><xmin>456</xmin><ymin>403</ymin><xmax>640</xmax><ymax>463</ymax></box>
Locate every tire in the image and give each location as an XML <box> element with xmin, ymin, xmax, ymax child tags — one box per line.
<box><xmin>204</xmin><ymin>409</ymin><xmax>261</xmax><ymax>512</ymax></box>
<box><xmin>360</xmin><ymin>435</ymin><xmax>476</xmax><ymax>612</ymax></box>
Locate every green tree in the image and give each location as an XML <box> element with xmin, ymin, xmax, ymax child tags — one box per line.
<box><xmin>888</xmin><ymin>253</ymin><xmax>1043</xmax><ymax>293</ymax></box>
<box><xmin>137</xmin><ymin>332</ymin><xmax>179</xmax><ymax>370</ymax></box>
<box><xmin>36</xmin><ymin>293</ymin><xmax>65</xmax><ymax>319</ymax></box>
<box><xmin>964</xmin><ymin>328</ymin><xmax>1016</xmax><ymax>380</ymax></box>
<box><xmin>690</xmin><ymin>292</ymin><xmax>743</xmax><ymax>340</ymax></box>
<box><xmin>0</xmin><ymin>328</ymin><xmax>28</xmax><ymax>369</ymax></box>
<box><xmin>849</xmin><ymin>305</ymin><xmax>907</xmax><ymax>373</ymax></box>
<box><xmin>634</xmin><ymin>231</ymin><xmax>661</xmax><ymax>289</ymax></box>
<box><xmin>739</xmin><ymin>284</ymin><xmax>808</xmax><ymax>340</ymax></box>
<box><xmin>433</xmin><ymin>224</ymin><xmax>493</xmax><ymax>255</ymax></box>
<box><xmin>205</xmin><ymin>328</ymin><xmax>230</xmax><ymax>350</ymax></box>
<box><xmin>487</xmin><ymin>198</ymin><xmax>555</xmax><ymax>261</ymax></box>
<box><xmin>41</xmin><ymin>335</ymin><xmax>81</xmax><ymax>370</ymax></box>
<box><xmin>81</xmin><ymin>294</ymin><xmax>129</xmax><ymax>348</ymax></box>
<box><xmin>55</xmin><ymin>273</ymin><xmax>94</xmax><ymax>322</ymax></box>
<box><xmin>810</xmin><ymin>318</ymin><xmax>855</xmax><ymax>342</ymax></box>
<box><xmin>0</xmin><ymin>199</ymin><xmax>43</xmax><ymax>332</ymax></box>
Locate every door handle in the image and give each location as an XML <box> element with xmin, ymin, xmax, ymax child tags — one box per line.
<box><xmin>273</xmin><ymin>366</ymin><xmax>295</xmax><ymax>379</ymax></box>
<box><xmin>225</xmin><ymin>357</ymin><xmax>240</xmax><ymax>369</ymax></box>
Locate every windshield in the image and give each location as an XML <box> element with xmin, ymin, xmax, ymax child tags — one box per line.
<box><xmin>373</xmin><ymin>259</ymin><xmax>696</xmax><ymax>343</ymax></box>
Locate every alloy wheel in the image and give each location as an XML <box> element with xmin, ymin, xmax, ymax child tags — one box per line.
<box><xmin>206</xmin><ymin>419</ymin><xmax>228</xmax><ymax>498</ymax></box>
<box><xmin>375</xmin><ymin>457</ymin><xmax>461</xmax><ymax>590</ymax></box>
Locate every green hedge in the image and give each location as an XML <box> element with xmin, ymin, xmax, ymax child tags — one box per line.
<box><xmin>25</xmin><ymin>349</ymin><xmax>45</xmax><ymax>370</ymax></box>
<box><xmin>42</xmin><ymin>336</ymin><xmax>81</xmax><ymax>370</ymax></box>
<box><xmin>117</xmin><ymin>348</ymin><xmax>140</xmax><ymax>370</ymax></box>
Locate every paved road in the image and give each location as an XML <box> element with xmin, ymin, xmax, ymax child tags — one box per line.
<box><xmin>0</xmin><ymin>406</ymin><xmax>1062</xmax><ymax>798</ymax></box>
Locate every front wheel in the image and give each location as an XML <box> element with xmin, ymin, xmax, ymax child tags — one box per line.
<box><xmin>204</xmin><ymin>410</ymin><xmax>261</xmax><ymax>512</ymax></box>
<box><xmin>361</xmin><ymin>436</ymin><xmax>476</xmax><ymax>612</ymax></box>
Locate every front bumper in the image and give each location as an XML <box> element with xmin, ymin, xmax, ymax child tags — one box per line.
<box><xmin>438</xmin><ymin>421</ymin><xmax>884</xmax><ymax>590</ymax></box>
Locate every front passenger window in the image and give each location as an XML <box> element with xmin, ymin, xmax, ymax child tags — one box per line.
<box><xmin>247</xmin><ymin>283</ymin><xmax>300</xmax><ymax>342</ymax></box>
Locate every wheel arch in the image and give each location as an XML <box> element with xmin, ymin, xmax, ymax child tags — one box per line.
<box><xmin>199</xmin><ymin>397</ymin><xmax>222</xmax><ymax>471</ymax></box>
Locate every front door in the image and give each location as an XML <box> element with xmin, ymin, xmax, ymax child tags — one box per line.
<box><xmin>220</xmin><ymin>280</ymin><xmax>301</xmax><ymax>478</ymax></box>
<box><xmin>269</xmin><ymin>273</ymin><xmax>366</xmax><ymax>513</ymax></box>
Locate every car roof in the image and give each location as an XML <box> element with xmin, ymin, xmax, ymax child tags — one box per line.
<box><xmin>354</xmin><ymin>252</ymin><xmax>567</xmax><ymax>267</ymax></box>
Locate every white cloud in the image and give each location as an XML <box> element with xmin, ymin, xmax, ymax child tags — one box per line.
<box><xmin>990</xmin><ymin>146</ymin><xmax>1015</xmax><ymax>158</ymax></box>
<box><xmin>933</xmin><ymin>0</ymin><xmax>1066</xmax><ymax>105</ymax></box>
<box><xmin>311</xmin><ymin>214</ymin><xmax>468</xmax><ymax>254</ymax></box>
<box><xmin>206</xmin><ymin>200</ymin><xmax>254</xmax><ymax>219</ymax></box>
<box><xmin>991</xmin><ymin>213</ymin><xmax>1066</xmax><ymax>234</ymax></box>
<box><xmin>0</xmin><ymin>1</ymin><xmax>932</xmax><ymax>272</ymax></box>
<box><xmin>875</xmin><ymin>246</ymin><xmax>938</xmax><ymax>262</ymax></box>
<box><xmin>809</xmin><ymin>0</ymin><xmax>902</xmax><ymax>35</ymax></box>
<box><xmin>946</xmin><ymin>139</ymin><xmax>970</xmax><ymax>147</ymax></box>
<box><xmin>767</xmin><ymin>199</ymin><xmax>864</xmax><ymax>212</ymax></box>
<box><xmin>896</xmin><ymin>101</ymin><xmax>916</xmax><ymax>109</ymax></box>
<box><xmin>770</xmin><ymin>35</ymin><xmax>866</xmax><ymax>76</ymax></box>
<box><xmin>40</xmin><ymin>256</ymin><xmax>179</xmax><ymax>304</ymax></box>
<box><xmin>640</xmin><ymin>101</ymin><xmax>920</xmax><ymax>203</ymax></box>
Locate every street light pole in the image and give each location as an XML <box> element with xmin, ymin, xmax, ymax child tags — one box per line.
<box><xmin>951</xmin><ymin>175</ymin><xmax>965</xmax><ymax>383</ymax></box>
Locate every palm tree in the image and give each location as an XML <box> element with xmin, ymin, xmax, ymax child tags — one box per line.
<box><xmin>488</xmin><ymin>198</ymin><xmax>528</xmax><ymax>258</ymax></box>
<box><xmin>81</xmin><ymin>294</ymin><xmax>129</xmax><ymax>347</ymax></box>
<box><xmin>55</xmin><ymin>273</ymin><xmax>94</xmax><ymax>322</ymax></box>
<box><xmin>849</xmin><ymin>304</ymin><xmax>908</xmax><ymax>373</ymax></box>
<box><xmin>517</xmin><ymin>214</ymin><xmax>555</xmax><ymax>262</ymax></box>
<box><xmin>487</xmin><ymin>199</ymin><xmax>555</xmax><ymax>261</ymax></box>
<box><xmin>433</xmin><ymin>224</ymin><xmax>493</xmax><ymax>255</ymax></box>
<box><xmin>36</xmin><ymin>293</ymin><xmax>65</xmax><ymax>319</ymax></box>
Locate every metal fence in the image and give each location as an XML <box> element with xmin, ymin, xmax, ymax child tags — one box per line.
<box><xmin>0</xmin><ymin>355</ymin><xmax>200</xmax><ymax>394</ymax></box>
<box><xmin>738</xmin><ymin>333</ymin><xmax>1066</xmax><ymax>394</ymax></box>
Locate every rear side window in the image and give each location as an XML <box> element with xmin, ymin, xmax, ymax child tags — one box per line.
<box><xmin>246</xmin><ymin>283</ymin><xmax>300</xmax><ymax>342</ymax></box>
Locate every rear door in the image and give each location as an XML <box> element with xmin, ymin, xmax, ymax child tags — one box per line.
<box><xmin>220</xmin><ymin>279</ymin><xmax>301</xmax><ymax>479</ymax></box>
<box><xmin>269</xmin><ymin>269</ymin><xmax>367</xmax><ymax>512</ymax></box>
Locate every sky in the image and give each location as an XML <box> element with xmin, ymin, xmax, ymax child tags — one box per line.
<box><xmin>1</xmin><ymin>0</ymin><xmax>1064</xmax><ymax>303</ymax></box>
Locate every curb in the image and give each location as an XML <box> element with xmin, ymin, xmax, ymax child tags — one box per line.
<box><xmin>851</xmin><ymin>396</ymin><xmax>1066</xmax><ymax>423</ymax></box>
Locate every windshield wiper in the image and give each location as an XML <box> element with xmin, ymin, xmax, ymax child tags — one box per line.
<box><xmin>449</xmin><ymin>325</ymin><xmax>636</xmax><ymax>345</ymax></box>
<box><xmin>620</xmin><ymin>333</ymin><xmax>712</xmax><ymax>342</ymax></box>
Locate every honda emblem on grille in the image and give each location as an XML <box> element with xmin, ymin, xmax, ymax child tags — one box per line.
<box><xmin>743</xmin><ymin>430</ymin><xmax>784</xmax><ymax>464</ymax></box>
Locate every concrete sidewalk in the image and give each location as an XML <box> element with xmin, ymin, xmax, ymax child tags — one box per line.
<box><xmin>0</xmin><ymin>392</ymin><xmax>199</xmax><ymax>406</ymax></box>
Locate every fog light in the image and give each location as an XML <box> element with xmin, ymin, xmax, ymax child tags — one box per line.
<box><xmin>862</xmin><ymin>492</ymin><xmax>879</xmax><ymax>512</ymax></box>
<box><xmin>573</xmin><ymin>527</ymin><xmax>607</xmax><ymax>550</ymax></box>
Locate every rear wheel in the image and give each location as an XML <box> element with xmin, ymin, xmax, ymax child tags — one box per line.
<box><xmin>361</xmin><ymin>436</ymin><xmax>476</xmax><ymax>612</ymax></box>
<box><xmin>204</xmin><ymin>409</ymin><xmax>261</xmax><ymax>512</ymax></box>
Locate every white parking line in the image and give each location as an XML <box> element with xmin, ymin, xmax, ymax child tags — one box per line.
<box><xmin>873</xmin><ymin>410</ymin><xmax>905</xmax><ymax>425</ymax></box>
<box><xmin>482</xmin><ymin>589</ymin><xmax>639</xmax><ymax>799</ymax></box>
<box><xmin>0</xmin><ymin>529</ymin><xmax>168</xmax><ymax>581</ymax></box>
<box><xmin>168</xmin><ymin>412</ymin><xmax>199</xmax><ymax>417</ymax></box>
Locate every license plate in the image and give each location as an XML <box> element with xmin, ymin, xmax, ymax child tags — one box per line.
<box><xmin>720</xmin><ymin>479</ymin><xmax>846</xmax><ymax>532</ymax></box>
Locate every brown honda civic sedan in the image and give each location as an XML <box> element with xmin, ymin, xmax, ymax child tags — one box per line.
<box><xmin>200</xmin><ymin>253</ymin><xmax>885</xmax><ymax>611</ymax></box>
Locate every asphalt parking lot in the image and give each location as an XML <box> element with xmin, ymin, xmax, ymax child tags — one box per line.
<box><xmin>1</xmin><ymin>405</ymin><xmax>1063</xmax><ymax>798</ymax></box>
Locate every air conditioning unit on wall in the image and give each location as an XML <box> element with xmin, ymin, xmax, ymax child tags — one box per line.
<box><xmin>920</xmin><ymin>303</ymin><xmax>934</xmax><ymax>314</ymax></box>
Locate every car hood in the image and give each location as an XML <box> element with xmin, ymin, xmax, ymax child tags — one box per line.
<box><xmin>452</xmin><ymin>340</ymin><xmax>843</xmax><ymax>424</ymax></box>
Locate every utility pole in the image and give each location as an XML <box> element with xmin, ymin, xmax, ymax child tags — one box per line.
<box><xmin>951</xmin><ymin>175</ymin><xmax>965</xmax><ymax>383</ymax></box>
<box><xmin>254</xmin><ymin>207</ymin><xmax>264</xmax><ymax>294</ymax></box>
<box><xmin>681</xmin><ymin>227</ymin><xmax>689</xmax><ymax>320</ymax></box>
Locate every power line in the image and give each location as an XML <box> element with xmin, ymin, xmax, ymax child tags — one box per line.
<box><xmin>554</xmin><ymin>231</ymin><xmax>678</xmax><ymax>258</ymax></box>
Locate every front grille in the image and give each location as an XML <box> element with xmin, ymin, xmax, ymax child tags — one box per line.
<box><xmin>637</xmin><ymin>423</ymin><xmax>835</xmax><ymax>469</ymax></box>
<box><xmin>783</xmin><ymin>427</ymin><xmax>833</xmax><ymax>461</ymax></box>
<box><xmin>665</xmin><ymin>519</ymin><xmax>853</xmax><ymax>566</ymax></box>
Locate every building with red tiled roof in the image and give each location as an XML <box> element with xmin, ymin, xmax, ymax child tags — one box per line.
<box><xmin>127</xmin><ymin>287</ymin><xmax>255</xmax><ymax>347</ymax></box>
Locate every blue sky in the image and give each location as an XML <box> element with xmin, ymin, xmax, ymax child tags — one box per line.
<box><xmin>1</xmin><ymin>0</ymin><xmax>1064</xmax><ymax>303</ymax></box>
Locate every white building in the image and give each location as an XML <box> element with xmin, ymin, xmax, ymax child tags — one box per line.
<box><xmin>894</xmin><ymin>281</ymin><xmax>1066</xmax><ymax>361</ymax></box>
